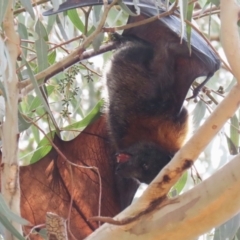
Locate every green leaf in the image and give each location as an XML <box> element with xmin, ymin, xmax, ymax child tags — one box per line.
<box><xmin>18</xmin><ymin>111</ymin><xmax>31</xmax><ymax>133</ymax></box>
<box><xmin>18</xmin><ymin>23</ymin><xmax>28</xmax><ymax>57</ymax></box>
<box><xmin>63</xmin><ymin>99</ymin><xmax>103</xmax><ymax>131</ymax></box>
<box><xmin>186</xmin><ymin>2</ymin><xmax>194</xmax><ymax>53</ymax></box>
<box><xmin>31</xmin><ymin>125</ymin><xmax>40</xmax><ymax>143</ymax></box>
<box><xmin>28</xmin><ymin>96</ymin><xmax>42</xmax><ymax>112</ymax></box>
<box><xmin>19</xmin><ymin>0</ymin><xmax>35</xmax><ymax>19</ymax></box>
<box><xmin>179</xmin><ymin>0</ymin><xmax>188</xmax><ymax>41</ymax></box>
<box><xmin>22</xmin><ymin>57</ymin><xmax>59</xmax><ymax>132</ymax></box>
<box><xmin>174</xmin><ymin>172</ymin><xmax>188</xmax><ymax>194</ymax></box>
<box><xmin>46</xmin><ymin>85</ymin><xmax>55</xmax><ymax>96</ymax></box>
<box><xmin>67</xmin><ymin>9</ymin><xmax>84</xmax><ymax>33</ymax></box>
<box><xmin>210</xmin><ymin>0</ymin><xmax>220</xmax><ymax>6</ymax></box>
<box><xmin>30</xmin><ymin>131</ymin><xmax>55</xmax><ymax>164</ymax></box>
<box><xmin>0</xmin><ymin>1</ymin><xmax>8</xmax><ymax>25</ymax></box>
<box><xmin>48</xmin><ymin>50</ymin><xmax>56</xmax><ymax>65</ymax></box>
<box><xmin>230</xmin><ymin>115</ymin><xmax>239</xmax><ymax>150</ymax></box>
<box><xmin>46</xmin><ymin>15</ymin><xmax>56</xmax><ymax>34</ymax></box>
<box><xmin>236</xmin><ymin>227</ymin><xmax>240</xmax><ymax>239</ymax></box>
<box><xmin>0</xmin><ymin>212</ymin><xmax>25</xmax><ymax>240</ymax></box>
<box><xmin>35</xmin><ymin>20</ymin><xmax>49</xmax><ymax>72</ymax></box>
<box><xmin>92</xmin><ymin>5</ymin><xmax>102</xmax><ymax>27</ymax></box>
<box><xmin>192</xmin><ymin>100</ymin><xmax>206</xmax><ymax>128</ymax></box>
<box><xmin>225</xmin><ymin>134</ymin><xmax>238</xmax><ymax>155</ymax></box>
<box><xmin>56</xmin><ymin>15</ymin><xmax>68</xmax><ymax>41</ymax></box>
<box><xmin>119</xmin><ymin>1</ymin><xmax>138</xmax><ymax>16</ymax></box>
<box><xmin>92</xmin><ymin>32</ymin><xmax>104</xmax><ymax>52</ymax></box>
<box><xmin>214</xmin><ymin>213</ymin><xmax>240</xmax><ymax>240</ymax></box>
<box><xmin>0</xmin><ymin>194</ymin><xmax>29</xmax><ymax>225</ymax></box>
<box><xmin>38</xmin><ymin>228</ymin><xmax>48</xmax><ymax>239</ymax></box>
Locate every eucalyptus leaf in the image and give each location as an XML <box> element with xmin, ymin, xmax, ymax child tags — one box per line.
<box><xmin>174</xmin><ymin>172</ymin><xmax>188</xmax><ymax>194</ymax></box>
<box><xmin>48</xmin><ymin>50</ymin><xmax>57</xmax><ymax>65</ymax></box>
<box><xmin>67</xmin><ymin>9</ymin><xmax>84</xmax><ymax>33</ymax></box>
<box><xmin>119</xmin><ymin>1</ymin><xmax>138</xmax><ymax>16</ymax></box>
<box><xmin>179</xmin><ymin>0</ymin><xmax>188</xmax><ymax>41</ymax></box>
<box><xmin>230</xmin><ymin>115</ymin><xmax>239</xmax><ymax>151</ymax></box>
<box><xmin>63</xmin><ymin>99</ymin><xmax>103</xmax><ymax>131</ymax></box>
<box><xmin>56</xmin><ymin>15</ymin><xmax>68</xmax><ymax>41</ymax></box>
<box><xmin>0</xmin><ymin>194</ymin><xmax>29</xmax><ymax>225</ymax></box>
<box><xmin>192</xmin><ymin>100</ymin><xmax>206</xmax><ymax>128</ymax></box>
<box><xmin>22</xmin><ymin>57</ymin><xmax>59</xmax><ymax>132</ymax></box>
<box><xmin>236</xmin><ymin>227</ymin><xmax>240</xmax><ymax>239</ymax></box>
<box><xmin>46</xmin><ymin>15</ymin><xmax>56</xmax><ymax>34</ymax></box>
<box><xmin>0</xmin><ymin>1</ymin><xmax>8</xmax><ymax>25</ymax></box>
<box><xmin>30</xmin><ymin>131</ymin><xmax>55</xmax><ymax>164</ymax></box>
<box><xmin>0</xmin><ymin>212</ymin><xmax>25</xmax><ymax>240</ymax></box>
<box><xmin>18</xmin><ymin>23</ymin><xmax>28</xmax><ymax>57</ymax></box>
<box><xmin>35</xmin><ymin>20</ymin><xmax>49</xmax><ymax>71</ymax></box>
<box><xmin>18</xmin><ymin>111</ymin><xmax>31</xmax><ymax>133</ymax></box>
<box><xmin>38</xmin><ymin>228</ymin><xmax>48</xmax><ymax>239</ymax></box>
<box><xmin>225</xmin><ymin>133</ymin><xmax>238</xmax><ymax>155</ymax></box>
<box><xmin>19</xmin><ymin>0</ymin><xmax>35</xmax><ymax>19</ymax></box>
<box><xmin>92</xmin><ymin>32</ymin><xmax>104</xmax><ymax>52</ymax></box>
<box><xmin>214</xmin><ymin>213</ymin><xmax>240</xmax><ymax>240</ymax></box>
<box><xmin>93</xmin><ymin>5</ymin><xmax>102</xmax><ymax>27</ymax></box>
<box><xmin>31</xmin><ymin>125</ymin><xmax>40</xmax><ymax>143</ymax></box>
<box><xmin>186</xmin><ymin>1</ymin><xmax>194</xmax><ymax>53</ymax></box>
<box><xmin>210</xmin><ymin>0</ymin><xmax>220</xmax><ymax>6</ymax></box>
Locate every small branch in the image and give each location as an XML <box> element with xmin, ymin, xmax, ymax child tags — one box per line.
<box><xmin>193</xmin><ymin>10</ymin><xmax>220</xmax><ymax>19</ymax></box>
<box><xmin>17</xmin><ymin>35</ymin><xmax>84</xmax><ymax>72</ymax></box>
<box><xmin>19</xmin><ymin>0</ymin><xmax>119</xmax><ymax>95</ymax></box>
<box><xmin>14</xmin><ymin>0</ymin><xmax>49</xmax><ymax>15</ymax></box>
<box><xmin>103</xmin><ymin>0</ymin><xmax>179</xmax><ymax>32</ymax></box>
<box><xmin>183</xmin><ymin>17</ymin><xmax>232</xmax><ymax>74</ymax></box>
<box><xmin>19</xmin><ymin>41</ymin><xmax>118</xmax><ymax>95</ymax></box>
<box><xmin>193</xmin><ymin>6</ymin><xmax>220</xmax><ymax>19</ymax></box>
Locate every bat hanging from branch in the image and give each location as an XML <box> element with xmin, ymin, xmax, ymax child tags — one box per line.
<box><xmin>43</xmin><ymin>0</ymin><xmax>220</xmax><ymax>218</ymax></box>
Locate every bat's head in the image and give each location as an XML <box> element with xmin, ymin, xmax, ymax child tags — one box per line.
<box><xmin>115</xmin><ymin>141</ymin><xmax>173</xmax><ymax>184</ymax></box>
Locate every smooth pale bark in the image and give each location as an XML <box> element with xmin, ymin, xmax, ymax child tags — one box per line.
<box><xmin>1</xmin><ymin>1</ymin><xmax>22</xmax><ymax>239</ymax></box>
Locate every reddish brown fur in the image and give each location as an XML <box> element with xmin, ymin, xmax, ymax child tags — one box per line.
<box><xmin>121</xmin><ymin>115</ymin><xmax>189</xmax><ymax>153</ymax></box>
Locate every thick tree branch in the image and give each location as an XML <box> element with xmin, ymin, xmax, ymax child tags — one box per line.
<box><xmin>1</xmin><ymin>1</ymin><xmax>22</xmax><ymax>239</ymax></box>
<box><xmin>86</xmin><ymin>152</ymin><xmax>240</xmax><ymax>240</ymax></box>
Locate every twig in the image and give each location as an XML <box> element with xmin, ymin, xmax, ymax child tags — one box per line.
<box><xmin>14</xmin><ymin>0</ymin><xmax>49</xmax><ymax>15</ymax></box>
<box><xmin>19</xmin><ymin>0</ymin><xmax>119</xmax><ymax>95</ymax></box>
<box><xmin>174</xmin><ymin>14</ymin><xmax>233</xmax><ymax>74</ymax></box>
<box><xmin>103</xmin><ymin>0</ymin><xmax>179</xmax><ymax>32</ymax></box>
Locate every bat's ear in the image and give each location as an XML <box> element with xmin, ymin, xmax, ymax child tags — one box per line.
<box><xmin>116</xmin><ymin>153</ymin><xmax>131</xmax><ymax>163</ymax></box>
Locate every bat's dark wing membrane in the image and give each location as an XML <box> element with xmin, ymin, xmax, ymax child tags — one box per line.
<box><xmin>43</xmin><ymin>0</ymin><xmax>150</xmax><ymax>15</ymax></box>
